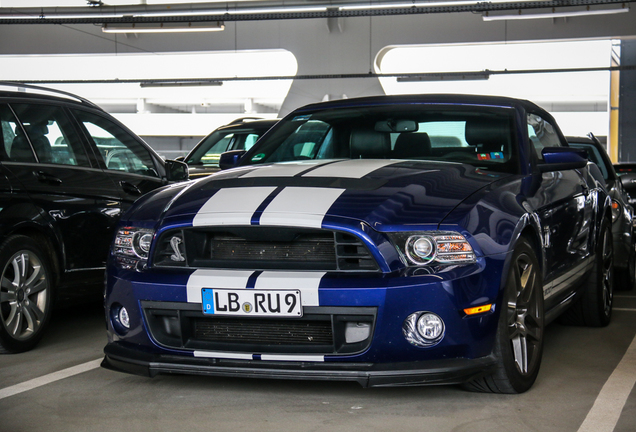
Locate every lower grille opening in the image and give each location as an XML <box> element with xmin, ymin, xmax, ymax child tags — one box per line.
<box><xmin>194</xmin><ymin>318</ymin><xmax>333</xmax><ymax>345</ymax></box>
<box><xmin>142</xmin><ymin>302</ymin><xmax>377</xmax><ymax>355</ymax></box>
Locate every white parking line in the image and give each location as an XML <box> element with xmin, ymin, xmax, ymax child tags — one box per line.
<box><xmin>577</xmin><ymin>334</ymin><xmax>636</xmax><ymax>432</ymax></box>
<box><xmin>0</xmin><ymin>358</ymin><xmax>102</xmax><ymax>401</ymax></box>
<box><xmin>613</xmin><ymin>308</ymin><xmax>636</xmax><ymax>312</ymax></box>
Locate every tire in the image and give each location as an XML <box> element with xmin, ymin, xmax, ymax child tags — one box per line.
<box><xmin>614</xmin><ymin>239</ymin><xmax>635</xmax><ymax>291</ymax></box>
<box><xmin>559</xmin><ymin>221</ymin><xmax>614</xmax><ymax>327</ymax></box>
<box><xmin>0</xmin><ymin>235</ymin><xmax>54</xmax><ymax>353</ymax></box>
<box><xmin>464</xmin><ymin>238</ymin><xmax>544</xmax><ymax>394</ymax></box>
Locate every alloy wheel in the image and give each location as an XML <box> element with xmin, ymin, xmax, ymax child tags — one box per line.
<box><xmin>0</xmin><ymin>250</ymin><xmax>49</xmax><ymax>341</ymax></box>
<box><xmin>507</xmin><ymin>252</ymin><xmax>542</xmax><ymax>375</ymax></box>
<box><xmin>601</xmin><ymin>228</ymin><xmax>614</xmax><ymax>317</ymax></box>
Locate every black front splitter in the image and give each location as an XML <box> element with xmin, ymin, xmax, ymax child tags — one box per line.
<box><xmin>102</xmin><ymin>343</ymin><xmax>497</xmax><ymax>388</ymax></box>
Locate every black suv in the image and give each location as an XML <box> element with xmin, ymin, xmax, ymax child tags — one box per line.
<box><xmin>183</xmin><ymin>117</ymin><xmax>278</xmax><ymax>178</ymax></box>
<box><xmin>0</xmin><ymin>82</ymin><xmax>188</xmax><ymax>353</ymax></box>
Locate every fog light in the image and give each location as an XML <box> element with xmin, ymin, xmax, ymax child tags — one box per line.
<box><xmin>403</xmin><ymin>311</ymin><xmax>445</xmax><ymax>347</ymax></box>
<box><xmin>417</xmin><ymin>313</ymin><xmax>444</xmax><ymax>340</ymax></box>
<box><xmin>119</xmin><ymin>307</ymin><xmax>130</xmax><ymax>329</ymax></box>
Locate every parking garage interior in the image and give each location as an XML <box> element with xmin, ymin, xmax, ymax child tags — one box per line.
<box><xmin>1</xmin><ymin>1</ymin><xmax>636</xmax><ymax>431</ymax></box>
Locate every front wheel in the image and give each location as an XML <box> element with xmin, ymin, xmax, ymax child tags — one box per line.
<box><xmin>0</xmin><ymin>235</ymin><xmax>53</xmax><ymax>353</ymax></box>
<box><xmin>464</xmin><ymin>238</ymin><xmax>544</xmax><ymax>394</ymax></box>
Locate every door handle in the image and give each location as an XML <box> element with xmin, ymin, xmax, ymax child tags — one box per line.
<box><xmin>33</xmin><ymin>170</ymin><xmax>62</xmax><ymax>186</ymax></box>
<box><xmin>120</xmin><ymin>180</ymin><xmax>142</xmax><ymax>196</ymax></box>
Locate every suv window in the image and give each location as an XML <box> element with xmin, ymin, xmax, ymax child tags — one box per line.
<box><xmin>1</xmin><ymin>104</ymin><xmax>90</xmax><ymax>167</ymax></box>
<box><xmin>72</xmin><ymin>110</ymin><xmax>158</xmax><ymax>177</ymax></box>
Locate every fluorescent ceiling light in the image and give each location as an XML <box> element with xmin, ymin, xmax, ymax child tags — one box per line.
<box><xmin>340</xmin><ymin>0</ymin><xmax>539</xmax><ymax>11</ymax></box>
<box><xmin>342</xmin><ymin>1</ymin><xmax>476</xmax><ymax>11</ymax></box>
<box><xmin>139</xmin><ymin>80</ymin><xmax>223</xmax><ymax>87</ymax></box>
<box><xmin>0</xmin><ymin>12</ymin><xmax>126</xmax><ymax>19</ymax></box>
<box><xmin>137</xmin><ymin>6</ymin><xmax>328</xmax><ymax>17</ymax></box>
<box><xmin>482</xmin><ymin>5</ymin><xmax>630</xmax><ymax>21</ymax></box>
<box><xmin>224</xmin><ymin>6</ymin><xmax>328</xmax><ymax>14</ymax></box>
<box><xmin>102</xmin><ymin>21</ymin><xmax>224</xmax><ymax>33</ymax></box>
<box><xmin>397</xmin><ymin>72</ymin><xmax>490</xmax><ymax>82</ymax></box>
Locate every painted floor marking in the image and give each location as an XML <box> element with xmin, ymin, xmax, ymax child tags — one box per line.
<box><xmin>613</xmin><ymin>308</ymin><xmax>636</xmax><ymax>312</ymax></box>
<box><xmin>576</xmin><ymin>333</ymin><xmax>636</xmax><ymax>432</ymax></box>
<box><xmin>0</xmin><ymin>358</ymin><xmax>102</xmax><ymax>401</ymax></box>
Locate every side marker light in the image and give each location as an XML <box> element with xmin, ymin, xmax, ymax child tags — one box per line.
<box><xmin>464</xmin><ymin>304</ymin><xmax>493</xmax><ymax>315</ymax></box>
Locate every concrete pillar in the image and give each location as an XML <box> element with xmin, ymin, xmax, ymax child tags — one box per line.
<box><xmin>278</xmin><ymin>17</ymin><xmax>385</xmax><ymax>117</ymax></box>
<box><xmin>619</xmin><ymin>39</ymin><xmax>636</xmax><ymax>162</ymax></box>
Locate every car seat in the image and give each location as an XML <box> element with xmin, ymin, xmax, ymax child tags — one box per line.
<box><xmin>9</xmin><ymin>127</ymin><xmax>37</xmax><ymax>162</ymax></box>
<box><xmin>392</xmin><ymin>132</ymin><xmax>432</xmax><ymax>159</ymax></box>
<box><xmin>350</xmin><ymin>128</ymin><xmax>391</xmax><ymax>159</ymax></box>
<box><xmin>465</xmin><ymin>117</ymin><xmax>510</xmax><ymax>154</ymax></box>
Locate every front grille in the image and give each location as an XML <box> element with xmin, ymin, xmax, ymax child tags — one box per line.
<box><xmin>142</xmin><ymin>302</ymin><xmax>377</xmax><ymax>355</ymax></box>
<box><xmin>194</xmin><ymin>318</ymin><xmax>333</xmax><ymax>345</ymax></box>
<box><xmin>209</xmin><ymin>233</ymin><xmax>335</xmax><ymax>263</ymax></box>
<box><xmin>153</xmin><ymin>226</ymin><xmax>379</xmax><ymax>271</ymax></box>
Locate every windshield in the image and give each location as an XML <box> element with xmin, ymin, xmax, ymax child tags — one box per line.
<box><xmin>243</xmin><ymin>104</ymin><xmax>519</xmax><ymax>174</ymax></box>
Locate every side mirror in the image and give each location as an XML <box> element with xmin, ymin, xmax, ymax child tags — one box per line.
<box><xmin>164</xmin><ymin>159</ymin><xmax>189</xmax><ymax>181</ymax></box>
<box><xmin>174</xmin><ymin>156</ymin><xmax>185</xmax><ymax>162</ymax></box>
<box><xmin>539</xmin><ymin>147</ymin><xmax>588</xmax><ymax>172</ymax></box>
<box><xmin>619</xmin><ymin>173</ymin><xmax>636</xmax><ymax>188</ymax></box>
<box><xmin>219</xmin><ymin>150</ymin><xmax>246</xmax><ymax>170</ymax></box>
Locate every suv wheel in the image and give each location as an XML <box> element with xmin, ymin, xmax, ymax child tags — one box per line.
<box><xmin>0</xmin><ymin>235</ymin><xmax>53</xmax><ymax>353</ymax></box>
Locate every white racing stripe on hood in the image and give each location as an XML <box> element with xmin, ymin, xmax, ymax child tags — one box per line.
<box><xmin>186</xmin><ymin>269</ymin><xmax>254</xmax><ymax>303</ymax></box>
<box><xmin>192</xmin><ymin>186</ymin><xmax>276</xmax><ymax>227</ymax></box>
<box><xmin>254</xmin><ymin>271</ymin><xmax>324</xmax><ymax>306</ymax></box>
<box><xmin>240</xmin><ymin>160</ymin><xmax>330</xmax><ymax>178</ymax></box>
<box><xmin>258</xmin><ymin>187</ymin><xmax>345</xmax><ymax>228</ymax></box>
<box><xmin>303</xmin><ymin>159</ymin><xmax>400</xmax><ymax>178</ymax></box>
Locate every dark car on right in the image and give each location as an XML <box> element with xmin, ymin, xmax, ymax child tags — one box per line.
<box><xmin>613</xmin><ymin>162</ymin><xmax>636</xmax><ymax>207</ymax></box>
<box><xmin>183</xmin><ymin>117</ymin><xmax>278</xmax><ymax>178</ymax></box>
<box><xmin>568</xmin><ymin>135</ymin><xmax>635</xmax><ymax>290</ymax></box>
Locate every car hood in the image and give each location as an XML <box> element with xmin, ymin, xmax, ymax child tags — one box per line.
<box><xmin>158</xmin><ymin>159</ymin><xmax>509</xmax><ymax>230</ymax></box>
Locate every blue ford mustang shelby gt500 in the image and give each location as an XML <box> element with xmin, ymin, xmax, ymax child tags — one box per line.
<box><xmin>102</xmin><ymin>95</ymin><xmax>614</xmax><ymax>393</ymax></box>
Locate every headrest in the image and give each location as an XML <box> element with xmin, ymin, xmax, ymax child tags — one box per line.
<box><xmin>24</xmin><ymin>124</ymin><xmax>49</xmax><ymax>136</ymax></box>
<box><xmin>350</xmin><ymin>128</ymin><xmax>390</xmax><ymax>159</ymax></box>
<box><xmin>465</xmin><ymin>118</ymin><xmax>509</xmax><ymax>149</ymax></box>
<box><xmin>393</xmin><ymin>132</ymin><xmax>431</xmax><ymax>159</ymax></box>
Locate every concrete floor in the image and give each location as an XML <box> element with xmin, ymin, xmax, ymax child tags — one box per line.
<box><xmin>1</xmin><ymin>293</ymin><xmax>635</xmax><ymax>432</ymax></box>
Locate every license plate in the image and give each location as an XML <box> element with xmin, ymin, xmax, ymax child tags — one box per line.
<box><xmin>201</xmin><ymin>288</ymin><xmax>302</xmax><ymax>317</ymax></box>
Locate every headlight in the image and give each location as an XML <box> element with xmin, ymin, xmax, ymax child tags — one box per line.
<box><xmin>113</xmin><ymin>227</ymin><xmax>154</xmax><ymax>270</ymax></box>
<box><xmin>391</xmin><ymin>231</ymin><xmax>476</xmax><ymax>266</ymax></box>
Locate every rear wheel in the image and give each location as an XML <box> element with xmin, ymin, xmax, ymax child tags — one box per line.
<box><xmin>0</xmin><ymin>235</ymin><xmax>53</xmax><ymax>353</ymax></box>
<box><xmin>464</xmin><ymin>238</ymin><xmax>544</xmax><ymax>394</ymax></box>
<box><xmin>615</xmin><ymin>238</ymin><xmax>635</xmax><ymax>291</ymax></box>
<box><xmin>560</xmin><ymin>220</ymin><xmax>613</xmax><ymax>327</ymax></box>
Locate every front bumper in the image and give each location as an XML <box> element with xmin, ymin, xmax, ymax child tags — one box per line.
<box><xmin>102</xmin><ymin>342</ymin><xmax>497</xmax><ymax>388</ymax></box>
<box><xmin>103</xmin><ymin>256</ymin><xmax>508</xmax><ymax>386</ymax></box>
